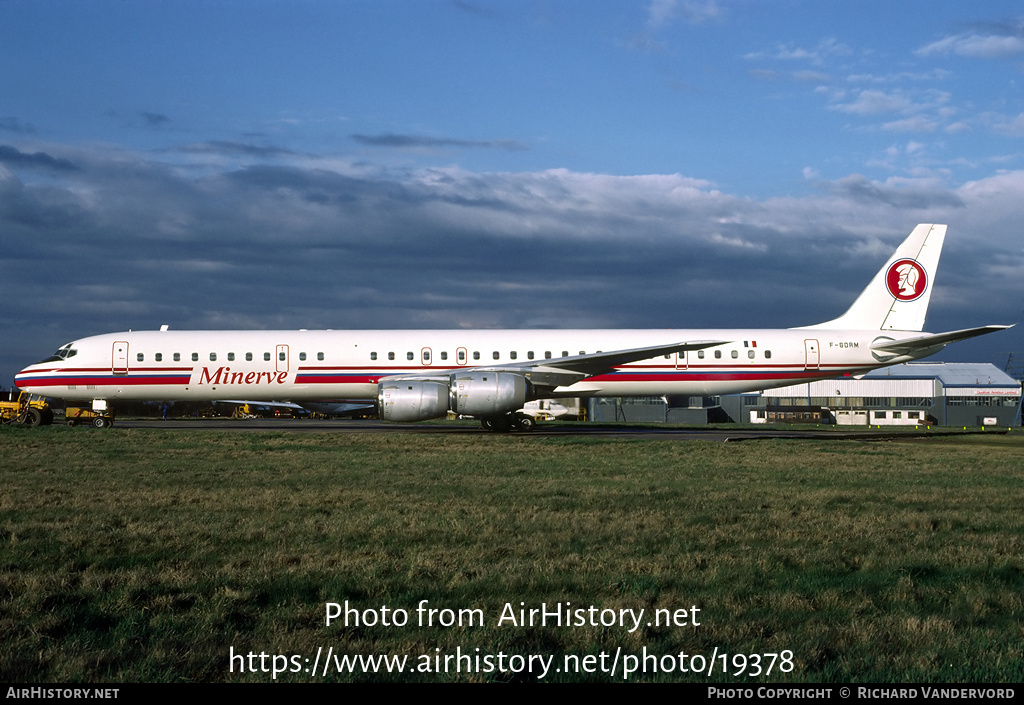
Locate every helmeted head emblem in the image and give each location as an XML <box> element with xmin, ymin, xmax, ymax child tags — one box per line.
<box><xmin>885</xmin><ymin>258</ymin><xmax>927</xmax><ymax>301</ymax></box>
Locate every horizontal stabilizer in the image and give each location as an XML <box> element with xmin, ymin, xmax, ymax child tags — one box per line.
<box><xmin>870</xmin><ymin>325</ymin><xmax>1013</xmax><ymax>355</ymax></box>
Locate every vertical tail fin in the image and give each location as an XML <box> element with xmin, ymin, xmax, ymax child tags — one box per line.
<box><xmin>805</xmin><ymin>223</ymin><xmax>946</xmax><ymax>332</ymax></box>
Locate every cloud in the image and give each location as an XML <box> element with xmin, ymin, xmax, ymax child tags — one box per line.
<box><xmin>141</xmin><ymin>112</ymin><xmax>171</xmax><ymax>128</ymax></box>
<box><xmin>918</xmin><ymin>24</ymin><xmax>1024</xmax><ymax>59</ymax></box>
<box><xmin>1</xmin><ymin>141</ymin><xmax>1021</xmax><ymax>384</ymax></box>
<box><xmin>0</xmin><ymin>144</ymin><xmax>79</xmax><ymax>172</ymax></box>
<box><xmin>0</xmin><ymin>118</ymin><xmax>36</xmax><ymax>135</ymax></box>
<box><xmin>646</xmin><ymin>0</ymin><xmax>722</xmax><ymax>28</ymax></box>
<box><xmin>744</xmin><ymin>38</ymin><xmax>852</xmax><ymax>65</ymax></box>
<box><xmin>351</xmin><ymin>133</ymin><xmax>528</xmax><ymax>152</ymax></box>
<box><xmin>175</xmin><ymin>141</ymin><xmax>301</xmax><ymax>158</ymax></box>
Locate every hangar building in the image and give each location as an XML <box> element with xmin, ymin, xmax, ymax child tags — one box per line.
<box><xmin>754</xmin><ymin>362</ymin><xmax>1020</xmax><ymax>427</ymax></box>
<box><xmin>587</xmin><ymin>362</ymin><xmax>1022</xmax><ymax>427</ymax></box>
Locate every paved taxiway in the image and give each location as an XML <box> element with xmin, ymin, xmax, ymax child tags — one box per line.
<box><xmin>104</xmin><ymin>418</ymin><xmax>1001</xmax><ymax>442</ymax></box>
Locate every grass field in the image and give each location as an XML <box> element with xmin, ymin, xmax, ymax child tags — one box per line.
<box><xmin>1</xmin><ymin>424</ymin><xmax>1022</xmax><ymax>682</ymax></box>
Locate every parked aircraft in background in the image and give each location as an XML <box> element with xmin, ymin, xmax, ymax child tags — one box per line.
<box><xmin>14</xmin><ymin>224</ymin><xmax>1011</xmax><ymax>431</ymax></box>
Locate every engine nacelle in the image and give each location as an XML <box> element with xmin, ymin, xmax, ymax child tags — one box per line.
<box><xmin>450</xmin><ymin>371</ymin><xmax>530</xmax><ymax>417</ymax></box>
<box><xmin>377</xmin><ymin>380</ymin><xmax>450</xmax><ymax>422</ymax></box>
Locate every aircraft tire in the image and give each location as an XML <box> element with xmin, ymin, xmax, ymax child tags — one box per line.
<box><xmin>513</xmin><ymin>414</ymin><xmax>536</xmax><ymax>432</ymax></box>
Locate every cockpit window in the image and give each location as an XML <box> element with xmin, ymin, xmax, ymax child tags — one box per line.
<box><xmin>38</xmin><ymin>343</ymin><xmax>78</xmax><ymax>364</ymax></box>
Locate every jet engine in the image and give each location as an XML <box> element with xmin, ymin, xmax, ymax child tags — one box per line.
<box><xmin>377</xmin><ymin>380</ymin><xmax>449</xmax><ymax>422</ymax></box>
<box><xmin>450</xmin><ymin>371</ymin><xmax>530</xmax><ymax>417</ymax></box>
<box><xmin>377</xmin><ymin>371</ymin><xmax>532</xmax><ymax>422</ymax></box>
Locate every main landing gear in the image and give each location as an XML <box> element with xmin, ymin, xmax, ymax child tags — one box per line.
<box><xmin>480</xmin><ymin>412</ymin><xmax>537</xmax><ymax>433</ymax></box>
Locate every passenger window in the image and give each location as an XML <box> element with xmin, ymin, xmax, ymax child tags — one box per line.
<box><xmin>473</xmin><ymin>351</ymin><xmax>480</xmax><ymax>360</ymax></box>
<box><xmin>697</xmin><ymin>350</ymin><xmax>704</xmax><ymax>359</ymax></box>
<box><xmin>299</xmin><ymin>352</ymin><xmax>306</xmax><ymax>361</ymax></box>
<box><xmin>317</xmin><ymin>352</ymin><xmax>324</xmax><ymax>361</ymax></box>
<box><xmin>371</xmin><ymin>352</ymin><xmax>377</xmax><ymax>361</ymax></box>
<box><xmin>155</xmin><ymin>353</ymin><xmax>162</xmax><ymax>362</ymax></box>
<box><xmin>407</xmin><ymin>352</ymin><xmax>414</xmax><ymax>360</ymax></box>
<box><xmin>562</xmin><ymin>351</ymin><xmax>569</xmax><ymax>357</ymax></box>
<box><xmin>388</xmin><ymin>352</ymin><xmax>395</xmax><ymax>361</ymax></box>
<box><xmin>173</xmin><ymin>353</ymin><xmax>180</xmax><ymax>362</ymax></box>
<box><xmin>731</xmin><ymin>350</ymin><xmax>738</xmax><ymax>359</ymax></box>
<box><xmin>264</xmin><ymin>352</ymin><xmax>271</xmax><ymax>361</ymax></box>
<box><xmin>441</xmin><ymin>351</ymin><xmax>448</xmax><ymax>361</ymax></box>
<box><xmin>192</xmin><ymin>353</ymin><xmax>199</xmax><ymax>362</ymax></box>
<box><xmin>545</xmin><ymin>351</ymin><xmax>552</xmax><ymax>359</ymax></box>
<box><xmin>137</xmin><ymin>353</ymin><xmax>144</xmax><ymax>362</ymax></box>
<box><xmin>279</xmin><ymin>352</ymin><xmax>286</xmax><ymax>361</ymax></box>
<box><xmin>765</xmin><ymin>350</ymin><xmax>772</xmax><ymax>359</ymax></box>
<box><xmin>210</xmin><ymin>353</ymin><xmax>217</xmax><ymax>361</ymax></box>
<box><xmin>528</xmin><ymin>351</ymin><xmax>534</xmax><ymax>359</ymax></box>
<box><xmin>228</xmin><ymin>352</ymin><xmax>235</xmax><ymax>361</ymax></box>
<box><xmin>492</xmin><ymin>351</ymin><xmax>500</xmax><ymax>360</ymax></box>
<box><xmin>714</xmin><ymin>350</ymin><xmax>721</xmax><ymax>359</ymax></box>
<box><xmin>423</xmin><ymin>350</ymin><xmax>431</xmax><ymax>362</ymax></box>
<box><xmin>748</xmin><ymin>350</ymin><xmax>755</xmax><ymax>359</ymax></box>
<box><xmin>510</xmin><ymin>351</ymin><xmax>517</xmax><ymax>360</ymax></box>
<box><xmin>246</xmin><ymin>352</ymin><xmax>253</xmax><ymax>362</ymax></box>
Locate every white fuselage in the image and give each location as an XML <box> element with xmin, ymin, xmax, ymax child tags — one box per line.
<box><xmin>14</xmin><ymin>327</ymin><xmax>920</xmax><ymax>404</ymax></box>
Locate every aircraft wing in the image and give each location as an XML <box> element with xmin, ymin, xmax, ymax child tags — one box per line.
<box><xmin>870</xmin><ymin>325</ymin><xmax>1013</xmax><ymax>355</ymax></box>
<box><xmin>381</xmin><ymin>339</ymin><xmax>729</xmax><ymax>390</ymax></box>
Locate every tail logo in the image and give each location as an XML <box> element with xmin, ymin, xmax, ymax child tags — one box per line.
<box><xmin>886</xmin><ymin>259</ymin><xmax>927</xmax><ymax>301</ymax></box>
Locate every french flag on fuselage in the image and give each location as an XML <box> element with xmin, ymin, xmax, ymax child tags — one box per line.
<box><xmin>744</xmin><ymin>340</ymin><xmax>758</xmax><ymax>348</ymax></box>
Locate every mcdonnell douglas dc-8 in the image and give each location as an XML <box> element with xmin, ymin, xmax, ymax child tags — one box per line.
<box><xmin>14</xmin><ymin>224</ymin><xmax>1011</xmax><ymax>431</ymax></box>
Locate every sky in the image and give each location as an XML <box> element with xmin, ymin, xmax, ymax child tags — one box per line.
<box><xmin>2</xmin><ymin>0</ymin><xmax>1023</xmax><ymax>387</ymax></box>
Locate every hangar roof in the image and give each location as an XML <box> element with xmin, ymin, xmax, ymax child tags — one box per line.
<box><xmin>864</xmin><ymin>362</ymin><xmax>1019</xmax><ymax>389</ymax></box>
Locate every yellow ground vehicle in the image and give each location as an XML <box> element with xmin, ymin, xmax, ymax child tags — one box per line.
<box><xmin>64</xmin><ymin>406</ymin><xmax>116</xmax><ymax>428</ymax></box>
<box><xmin>0</xmin><ymin>392</ymin><xmax>54</xmax><ymax>427</ymax></box>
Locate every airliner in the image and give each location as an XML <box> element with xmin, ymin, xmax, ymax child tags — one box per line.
<box><xmin>14</xmin><ymin>224</ymin><xmax>1011</xmax><ymax>431</ymax></box>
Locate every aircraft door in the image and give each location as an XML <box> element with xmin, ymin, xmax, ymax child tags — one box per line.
<box><xmin>276</xmin><ymin>345</ymin><xmax>289</xmax><ymax>374</ymax></box>
<box><xmin>675</xmin><ymin>351</ymin><xmax>688</xmax><ymax>370</ymax></box>
<box><xmin>112</xmin><ymin>341</ymin><xmax>129</xmax><ymax>375</ymax></box>
<box><xmin>804</xmin><ymin>339</ymin><xmax>820</xmax><ymax>370</ymax></box>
